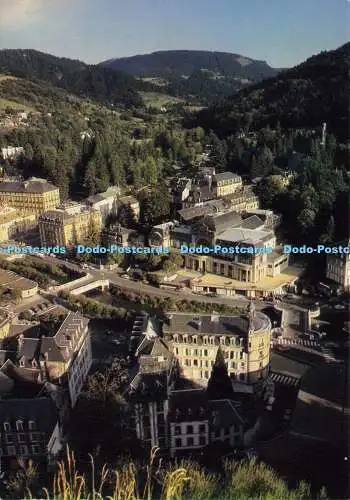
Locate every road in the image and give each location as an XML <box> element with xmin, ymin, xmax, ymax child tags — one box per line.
<box><xmin>10</xmin><ymin>255</ymin><xmax>318</xmax><ymax>319</ymax></box>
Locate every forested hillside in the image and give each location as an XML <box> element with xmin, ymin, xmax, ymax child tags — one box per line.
<box><xmin>102</xmin><ymin>50</ymin><xmax>279</xmax><ymax>104</ymax></box>
<box><xmin>0</xmin><ymin>73</ymin><xmax>206</xmax><ymax>226</ymax></box>
<box><xmin>0</xmin><ymin>49</ymin><xmax>157</xmax><ymax>108</ymax></box>
<box><xmin>193</xmin><ymin>43</ymin><xmax>349</xmax><ymax>141</ymax></box>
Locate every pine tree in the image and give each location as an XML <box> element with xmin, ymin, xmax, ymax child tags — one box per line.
<box><xmin>207</xmin><ymin>348</ymin><xmax>235</xmax><ymax>400</ymax></box>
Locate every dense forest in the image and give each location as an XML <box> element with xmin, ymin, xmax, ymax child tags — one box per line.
<box><xmin>0</xmin><ymin>49</ymin><xmax>160</xmax><ymax>108</ymax></box>
<box><xmin>193</xmin><ymin>43</ymin><xmax>349</xmax><ymax>141</ymax></box>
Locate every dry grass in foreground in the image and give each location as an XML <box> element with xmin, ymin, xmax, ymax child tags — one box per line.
<box><xmin>20</xmin><ymin>446</ymin><xmax>327</xmax><ymax>500</ymax></box>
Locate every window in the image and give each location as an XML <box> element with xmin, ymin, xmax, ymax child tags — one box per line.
<box><xmin>204</xmin><ymin>349</ymin><xmax>208</xmax><ymax>356</ymax></box>
<box><xmin>187</xmin><ymin>437</ymin><xmax>194</xmax><ymax>446</ymax></box>
<box><xmin>19</xmin><ymin>445</ymin><xmax>28</xmax><ymax>456</ymax></box>
<box><xmin>18</xmin><ymin>434</ymin><xmax>26</xmax><ymax>443</ymax></box>
<box><xmin>205</xmin><ymin>370</ymin><xmax>209</xmax><ymax>378</ymax></box>
<box><xmin>30</xmin><ymin>433</ymin><xmax>41</xmax><ymax>442</ymax></box>
<box><xmin>199</xmin><ymin>424</ymin><xmax>206</xmax><ymax>433</ymax></box>
<box><xmin>6</xmin><ymin>445</ymin><xmax>16</xmax><ymax>456</ymax></box>
<box><xmin>31</xmin><ymin>444</ymin><xmax>41</xmax><ymax>455</ymax></box>
<box><xmin>240</xmin><ymin>352</ymin><xmax>244</xmax><ymax>360</ymax></box>
<box><xmin>194</xmin><ymin>349</ymin><xmax>198</xmax><ymax>356</ymax></box>
<box><xmin>5</xmin><ymin>434</ymin><xmax>14</xmax><ymax>444</ymax></box>
<box><xmin>174</xmin><ymin>426</ymin><xmax>181</xmax><ymax>435</ymax></box>
<box><xmin>187</xmin><ymin>425</ymin><xmax>193</xmax><ymax>434</ymax></box>
<box><xmin>199</xmin><ymin>436</ymin><xmax>206</xmax><ymax>446</ymax></box>
<box><xmin>28</xmin><ymin>420</ymin><xmax>35</xmax><ymax>431</ymax></box>
<box><xmin>239</xmin><ymin>373</ymin><xmax>245</xmax><ymax>381</ymax></box>
<box><xmin>215</xmin><ymin>429</ymin><xmax>221</xmax><ymax>438</ymax></box>
<box><xmin>16</xmin><ymin>420</ymin><xmax>23</xmax><ymax>432</ymax></box>
<box><xmin>193</xmin><ymin>359</ymin><xmax>198</xmax><ymax>366</ymax></box>
<box><xmin>175</xmin><ymin>438</ymin><xmax>182</xmax><ymax>448</ymax></box>
<box><xmin>4</xmin><ymin>422</ymin><xmax>10</xmax><ymax>432</ymax></box>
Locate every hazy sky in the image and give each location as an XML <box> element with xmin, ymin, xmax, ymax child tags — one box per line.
<box><xmin>0</xmin><ymin>0</ymin><xmax>348</xmax><ymax>67</ymax></box>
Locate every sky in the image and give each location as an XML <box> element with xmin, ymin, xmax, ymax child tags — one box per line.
<box><xmin>0</xmin><ymin>0</ymin><xmax>348</xmax><ymax>67</ymax></box>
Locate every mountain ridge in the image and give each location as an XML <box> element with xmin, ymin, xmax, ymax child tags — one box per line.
<box><xmin>193</xmin><ymin>42</ymin><xmax>349</xmax><ymax>141</ymax></box>
<box><xmin>0</xmin><ymin>48</ymin><xmax>157</xmax><ymax>108</ymax></box>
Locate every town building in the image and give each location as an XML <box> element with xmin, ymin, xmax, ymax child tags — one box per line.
<box><xmin>126</xmin><ymin>314</ymin><xmax>246</xmax><ymax>456</ymax></box>
<box><xmin>0</xmin><ymin>206</ymin><xmax>37</xmax><ymax>242</ymax></box>
<box><xmin>0</xmin><ymin>178</ymin><xmax>60</xmax><ymax>216</ymax></box>
<box><xmin>168</xmin><ymin>389</ymin><xmax>244</xmax><ymax>457</ymax></box>
<box><xmin>38</xmin><ymin>205</ymin><xmax>102</xmax><ymax>247</ymax></box>
<box><xmin>102</xmin><ymin>223</ymin><xmax>143</xmax><ymax>248</ymax></box>
<box><xmin>17</xmin><ymin>311</ymin><xmax>92</xmax><ymax>407</ymax></box>
<box><xmin>170</xmin><ymin>209</ymin><xmax>291</xmax><ymax>297</ymax></box>
<box><xmin>0</xmin><ymin>360</ymin><xmax>63</xmax><ymax>469</ymax></box>
<box><xmin>0</xmin><ymin>313</ymin><xmax>11</xmax><ymax>340</ymax></box>
<box><xmin>170</xmin><ymin>178</ymin><xmax>192</xmax><ymax>205</ymax></box>
<box><xmin>85</xmin><ymin>185</ymin><xmax>121</xmax><ymax>225</ymax></box>
<box><xmin>162</xmin><ymin>306</ymin><xmax>271</xmax><ymax>394</ymax></box>
<box><xmin>0</xmin><ymin>268</ymin><xmax>38</xmax><ymax>298</ymax></box>
<box><xmin>225</xmin><ymin>186</ymin><xmax>259</xmax><ymax>212</ymax></box>
<box><xmin>325</xmin><ymin>240</ymin><xmax>350</xmax><ymax>291</ymax></box>
<box><xmin>1</xmin><ymin>146</ymin><xmax>25</xmax><ymax>161</ymax></box>
<box><xmin>149</xmin><ymin>221</ymin><xmax>176</xmax><ymax>247</ymax></box>
<box><xmin>212</xmin><ymin>172</ymin><xmax>243</xmax><ymax>198</ymax></box>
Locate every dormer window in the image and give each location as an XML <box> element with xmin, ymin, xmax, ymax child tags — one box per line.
<box><xmin>16</xmin><ymin>420</ymin><xmax>23</xmax><ymax>432</ymax></box>
<box><xmin>4</xmin><ymin>422</ymin><xmax>11</xmax><ymax>432</ymax></box>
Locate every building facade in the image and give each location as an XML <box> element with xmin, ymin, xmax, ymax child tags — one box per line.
<box><xmin>127</xmin><ymin>314</ymin><xmax>246</xmax><ymax>456</ymax></box>
<box><xmin>0</xmin><ymin>361</ymin><xmax>63</xmax><ymax>469</ymax></box>
<box><xmin>0</xmin><ymin>178</ymin><xmax>60</xmax><ymax>216</ymax></box>
<box><xmin>18</xmin><ymin>311</ymin><xmax>92</xmax><ymax>407</ymax></box>
<box><xmin>38</xmin><ymin>206</ymin><xmax>102</xmax><ymax>247</ymax></box>
<box><xmin>162</xmin><ymin>308</ymin><xmax>271</xmax><ymax>393</ymax></box>
<box><xmin>0</xmin><ymin>206</ymin><xmax>37</xmax><ymax>242</ymax></box>
<box><xmin>85</xmin><ymin>186</ymin><xmax>120</xmax><ymax>225</ymax></box>
<box><xmin>212</xmin><ymin>172</ymin><xmax>243</xmax><ymax>198</ymax></box>
<box><xmin>326</xmin><ymin>241</ymin><xmax>350</xmax><ymax>291</ymax></box>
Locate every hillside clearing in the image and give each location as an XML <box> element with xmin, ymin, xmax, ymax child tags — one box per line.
<box><xmin>140</xmin><ymin>91</ymin><xmax>183</xmax><ymax>108</ymax></box>
<box><xmin>0</xmin><ymin>98</ymin><xmax>35</xmax><ymax>112</ymax></box>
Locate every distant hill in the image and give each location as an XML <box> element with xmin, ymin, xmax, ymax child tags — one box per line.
<box><xmin>101</xmin><ymin>50</ymin><xmax>279</xmax><ymax>104</ymax></box>
<box><xmin>0</xmin><ymin>49</ymin><xmax>157</xmax><ymax>108</ymax></box>
<box><xmin>193</xmin><ymin>43</ymin><xmax>349</xmax><ymax>141</ymax></box>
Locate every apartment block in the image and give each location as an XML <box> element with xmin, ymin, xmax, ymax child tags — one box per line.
<box><xmin>0</xmin><ymin>178</ymin><xmax>60</xmax><ymax>216</ymax></box>
<box><xmin>38</xmin><ymin>205</ymin><xmax>102</xmax><ymax>247</ymax></box>
<box><xmin>162</xmin><ymin>307</ymin><xmax>271</xmax><ymax>392</ymax></box>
